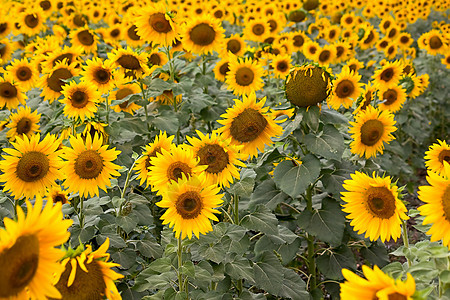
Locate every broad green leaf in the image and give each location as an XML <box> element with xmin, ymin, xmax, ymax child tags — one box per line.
<box><xmin>136</xmin><ymin>234</ymin><xmax>163</xmax><ymax>259</ymax></box>
<box><xmin>280</xmin><ymin>268</ymin><xmax>309</xmax><ymax>300</ymax></box>
<box><xmin>152</xmin><ymin>111</ymin><xmax>180</xmax><ymax>134</ymax></box>
<box><xmin>116</xmin><ymin>214</ymin><xmax>138</xmax><ymax>234</ymax></box>
<box><xmin>274</xmin><ymin>112</ymin><xmax>303</xmax><ymax>141</ymax></box>
<box><xmin>304</xmin><ymin>124</ymin><xmax>344</xmax><ymax>160</ymax></box>
<box><xmin>297</xmin><ymin>198</ymin><xmax>345</xmax><ymax>246</ymax></box>
<box><xmin>111</xmin><ymin>248</ymin><xmax>137</xmax><ymax>269</ymax></box>
<box><xmin>320</xmin><ymin>108</ymin><xmax>349</xmax><ymax>125</ymax></box>
<box><xmin>361</xmin><ymin>242</ymin><xmax>390</xmax><ymax>267</ymax></box>
<box><xmin>249</xmin><ymin>179</ymin><xmax>290</xmax><ymax>211</ymax></box>
<box><xmin>253</xmin><ymin>252</ymin><xmax>284</xmax><ymax>296</ymax></box>
<box><xmin>303</xmin><ymin>105</ymin><xmax>320</xmax><ymax>132</ymax></box>
<box><xmin>240</xmin><ymin>205</ymin><xmax>278</xmax><ymax>235</ymax></box>
<box><xmin>227</xmin><ymin>168</ymin><xmax>257</xmax><ymax>198</ymax></box>
<box><xmin>316</xmin><ymin>245</ymin><xmax>356</xmax><ymax>280</ymax></box>
<box><xmin>225</xmin><ymin>256</ymin><xmax>254</xmax><ymax>281</ymax></box>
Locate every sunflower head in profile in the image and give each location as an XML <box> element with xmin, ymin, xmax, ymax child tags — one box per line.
<box><xmin>61</xmin><ymin>133</ymin><xmax>121</xmax><ymax>198</ymax></box>
<box><xmin>135</xmin><ymin>2</ymin><xmax>179</xmax><ymax>47</ymax></box>
<box><xmin>6</xmin><ymin>105</ymin><xmax>41</xmax><ymax>141</ymax></box>
<box><xmin>424</xmin><ymin>140</ymin><xmax>450</xmax><ymax>178</ymax></box>
<box><xmin>81</xmin><ymin>57</ymin><xmax>116</xmax><ymax>95</ymax></box>
<box><xmin>156</xmin><ymin>174</ymin><xmax>223</xmax><ymax>240</ymax></box>
<box><xmin>54</xmin><ymin>238</ymin><xmax>123</xmax><ymax>300</ymax></box>
<box><xmin>60</xmin><ymin>80</ymin><xmax>100</xmax><ymax>122</ymax></box>
<box><xmin>108</xmin><ymin>47</ymin><xmax>151</xmax><ymax>80</ymax></box>
<box><xmin>341</xmin><ymin>171</ymin><xmax>409</xmax><ymax>242</ymax></box>
<box><xmin>372</xmin><ymin>60</ymin><xmax>403</xmax><ymax>90</ymax></box>
<box><xmin>341</xmin><ymin>265</ymin><xmax>415</xmax><ymax>300</ymax></box>
<box><xmin>0</xmin><ymin>198</ymin><xmax>72</xmax><ymax>299</ymax></box>
<box><xmin>45</xmin><ymin>185</ymin><xmax>70</xmax><ymax>205</ymax></box>
<box><xmin>285</xmin><ymin>64</ymin><xmax>332</xmax><ymax>108</ymax></box>
<box><xmin>0</xmin><ymin>134</ymin><xmax>62</xmax><ymax>200</ymax></box>
<box><xmin>349</xmin><ymin>105</ymin><xmax>397</xmax><ymax>159</ymax></box>
<box><xmin>182</xmin><ymin>15</ymin><xmax>225</xmax><ymax>55</ymax></box>
<box><xmin>328</xmin><ymin>65</ymin><xmax>363</xmax><ymax>110</ymax></box>
<box><xmin>225</xmin><ymin>57</ymin><xmax>265</xmax><ymax>96</ymax></box>
<box><xmin>134</xmin><ymin>131</ymin><xmax>174</xmax><ymax>188</ymax></box>
<box><xmin>0</xmin><ymin>74</ymin><xmax>27</xmax><ymax>110</ymax></box>
<box><xmin>217</xmin><ymin>93</ymin><xmax>283</xmax><ymax>160</ymax></box>
<box><xmin>187</xmin><ymin>130</ymin><xmax>245</xmax><ymax>188</ymax></box>
<box><xmin>377</xmin><ymin>85</ymin><xmax>407</xmax><ymax>112</ymax></box>
<box><xmin>354</xmin><ymin>82</ymin><xmax>376</xmax><ymax>114</ymax></box>
<box><xmin>5</xmin><ymin>58</ymin><xmax>38</xmax><ymax>91</ymax></box>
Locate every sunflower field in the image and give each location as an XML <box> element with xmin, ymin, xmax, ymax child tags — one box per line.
<box><xmin>0</xmin><ymin>0</ymin><xmax>449</xmax><ymax>299</ymax></box>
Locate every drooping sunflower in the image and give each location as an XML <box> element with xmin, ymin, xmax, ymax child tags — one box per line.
<box><xmin>81</xmin><ymin>57</ymin><xmax>116</xmax><ymax>95</ymax></box>
<box><xmin>341</xmin><ymin>171</ymin><xmax>408</xmax><ymax>242</ymax></box>
<box><xmin>372</xmin><ymin>60</ymin><xmax>403</xmax><ymax>90</ymax></box>
<box><xmin>134</xmin><ymin>131</ymin><xmax>174</xmax><ymax>188</ymax></box>
<box><xmin>156</xmin><ymin>174</ymin><xmax>223</xmax><ymax>240</ymax></box>
<box><xmin>187</xmin><ymin>130</ymin><xmax>246</xmax><ymax>187</ymax></box>
<box><xmin>424</xmin><ymin>140</ymin><xmax>450</xmax><ymax>177</ymax></box>
<box><xmin>0</xmin><ymin>74</ymin><xmax>27</xmax><ymax>110</ymax></box>
<box><xmin>5</xmin><ymin>58</ymin><xmax>39</xmax><ymax>91</ymax></box>
<box><xmin>222</xmin><ymin>34</ymin><xmax>246</xmax><ymax>56</ymax></box>
<box><xmin>418</xmin><ymin>164</ymin><xmax>450</xmax><ymax>248</ymax></box>
<box><xmin>45</xmin><ymin>185</ymin><xmax>70</xmax><ymax>205</ymax></box>
<box><xmin>6</xmin><ymin>106</ymin><xmax>41</xmax><ymax>141</ymax></box>
<box><xmin>0</xmin><ymin>198</ymin><xmax>72</xmax><ymax>299</ymax></box>
<box><xmin>328</xmin><ymin>66</ymin><xmax>363</xmax><ymax>110</ymax></box>
<box><xmin>148</xmin><ymin>144</ymin><xmax>206</xmax><ymax>194</ymax></box>
<box><xmin>38</xmin><ymin>59</ymin><xmax>80</xmax><ymax>103</ymax></box>
<box><xmin>60</xmin><ymin>81</ymin><xmax>100</xmax><ymax>122</ymax></box>
<box><xmin>135</xmin><ymin>2</ymin><xmax>179</xmax><ymax>47</ymax></box>
<box><xmin>70</xmin><ymin>27</ymin><xmax>98</xmax><ymax>54</ymax></box>
<box><xmin>226</xmin><ymin>57</ymin><xmax>265</xmax><ymax>96</ymax></box>
<box><xmin>182</xmin><ymin>15</ymin><xmax>225</xmax><ymax>55</ymax></box>
<box><xmin>285</xmin><ymin>64</ymin><xmax>332</xmax><ymax>107</ymax></box>
<box><xmin>341</xmin><ymin>265</ymin><xmax>415</xmax><ymax>300</ymax></box>
<box><xmin>54</xmin><ymin>238</ymin><xmax>123</xmax><ymax>300</ymax></box>
<box><xmin>270</xmin><ymin>54</ymin><xmax>292</xmax><ymax>79</ymax></box>
<box><xmin>377</xmin><ymin>85</ymin><xmax>407</xmax><ymax>112</ymax></box>
<box><xmin>349</xmin><ymin>105</ymin><xmax>397</xmax><ymax>159</ymax></box>
<box><xmin>0</xmin><ymin>134</ymin><xmax>62</xmax><ymax>200</ymax></box>
<box><xmin>61</xmin><ymin>133</ymin><xmax>121</xmax><ymax>198</ymax></box>
<box><xmin>216</xmin><ymin>93</ymin><xmax>283</xmax><ymax>159</ymax></box>
<box><xmin>108</xmin><ymin>47</ymin><xmax>150</xmax><ymax>79</ymax></box>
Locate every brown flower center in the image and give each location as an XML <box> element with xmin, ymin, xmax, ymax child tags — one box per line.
<box><xmin>110</xmin><ymin>28</ymin><xmax>120</xmax><ymax>38</ymax></box>
<box><xmin>149</xmin><ymin>53</ymin><xmax>161</xmax><ymax>65</ymax></box>
<box><xmin>77</xmin><ymin>30</ymin><xmax>94</xmax><ymax>46</ymax></box>
<box><xmin>293</xmin><ymin>34</ymin><xmax>305</xmax><ymax>47</ymax></box>
<box><xmin>127</xmin><ymin>25</ymin><xmax>140</xmax><ymax>41</ymax></box>
<box><xmin>47</xmin><ymin>68</ymin><xmax>73</xmax><ymax>92</ymax></box>
<box><xmin>252</xmin><ymin>24</ymin><xmax>265</xmax><ymax>36</ymax></box>
<box><xmin>366</xmin><ymin>186</ymin><xmax>396</xmax><ymax>219</ymax></box>
<box><xmin>0</xmin><ymin>23</ymin><xmax>8</xmax><ymax>34</ymax></box>
<box><xmin>230</xmin><ymin>108</ymin><xmax>268</xmax><ymax>143</ymax></box>
<box><xmin>363</xmin><ymin>31</ymin><xmax>375</xmax><ymax>44</ymax></box>
<box><xmin>388</xmin><ymin>28</ymin><xmax>397</xmax><ymax>38</ymax></box>
<box><xmin>189</xmin><ymin>23</ymin><xmax>216</xmax><ymax>46</ymax></box>
<box><xmin>276</xmin><ymin>61</ymin><xmax>288</xmax><ymax>72</ymax></box>
<box><xmin>167</xmin><ymin>161</ymin><xmax>191</xmax><ymax>182</ymax></box>
<box><xmin>73</xmin><ymin>14</ymin><xmax>87</xmax><ymax>27</ymax></box>
<box><xmin>74</xmin><ymin>150</ymin><xmax>104</xmax><ymax>179</ymax></box>
<box><xmin>235</xmin><ymin>67</ymin><xmax>255</xmax><ymax>86</ymax></box>
<box><xmin>438</xmin><ymin>150</ymin><xmax>450</xmax><ymax>164</ymax></box>
<box><xmin>219</xmin><ymin>62</ymin><xmax>229</xmax><ymax>75</ymax></box>
<box><xmin>24</xmin><ymin>14</ymin><xmax>39</xmax><ymax>28</ymax></box>
<box><xmin>214</xmin><ymin>10</ymin><xmax>223</xmax><ymax>18</ymax></box>
<box><xmin>382</xmin><ymin>89</ymin><xmax>398</xmax><ymax>105</ymax></box>
<box><xmin>429</xmin><ymin>36</ymin><xmax>443</xmax><ymax>49</ymax></box>
<box><xmin>442</xmin><ymin>185</ymin><xmax>450</xmax><ymax>221</ymax></box>
<box><xmin>335</xmin><ymin>79</ymin><xmax>354</xmax><ymax>98</ymax></box>
<box><xmin>360</xmin><ymin>90</ymin><xmax>373</xmax><ymax>110</ymax></box>
<box><xmin>40</xmin><ymin>0</ymin><xmax>51</xmax><ymax>10</ymax></box>
<box><xmin>70</xmin><ymin>90</ymin><xmax>89</xmax><ymax>108</ymax></box>
<box><xmin>176</xmin><ymin>191</ymin><xmax>203</xmax><ymax>219</ymax></box>
<box><xmin>360</xmin><ymin>119</ymin><xmax>384</xmax><ymax>146</ymax></box>
<box><xmin>94</xmin><ymin>68</ymin><xmax>110</xmax><ymax>84</ymax></box>
<box><xmin>0</xmin><ymin>82</ymin><xmax>18</xmax><ymax>99</ymax></box>
<box><xmin>336</xmin><ymin>46</ymin><xmax>344</xmax><ymax>58</ymax></box>
<box><xmin>53</xmin><ymin>193</ymin><xmax>67</xmax><ymax>204</ymax></box>
<box><xmin>149</xmin><ymin>12</ymin><xmax>172</xmax><ymax>33</ymax></box>
<box><xmin>16</xmin><ymin>151</ymin><xmax>49</xmax><ymax>182</ymax></box>
<box><xmin>227</xmin><ymin>39</ymin><xmax>241</xmax><ymax>54</ymax></box>
<box><xmin>197</xmin><ymin>144</ymin><xmax>229</xmax><ymax>174</ymax></box>
<box><xmin>379</xmin><ymin>40</ymin><xmax>389</xmax><ymax>49</ymax></box>
<box><xmin>288</xmin><ymin>10</ymin><xmax>306</xmax><ymax>22</ymax></box>
<box><xmin>268</xmin><ymin>20</ymin><xmax>277</xmax><ymax>32</ymax></box>
<box><xmin>387</xmin><ymin>292</ymin><xmax>407</xmax><ymax>300</ymax></box>
<box><xmin>16</xmin><ymin>117</ymin><xmax>32</xmax><ymax>134</ymax></box>
<box><xmin>116</xmin><ymin>54</ymin><xmax>141</xmax><ymax>70</ymax></box>
<box><xmin>116</xmin><ymin>87</ymin><xmax>133</xmax><ymax>102</ymax></box>
<box><xmin>318</xmin><ymin>50</ymin><xmax>331</xmax><ymax>62</ymax></box>
<box><xmin>16</xmin><ymin>66</ymin><xmax>32</xmax><ymax>81</ymax></box>
<box><xmin>380</xmin><ymin>67</ymin><xmax>394</xmax><ymax>82</ymax></box>
<box><xmin>145</xmin><ymin>146</ymin><xmax>162</xmax><ymax>169</ymax></box>
<box><xmin>0</xmin><ymin>235</ymin><xmax>39</xmax><ymax>297</ymax></box>
<box><xmin>52</xmin><ymin>53</ymin><xmax>74</xmax><ymax>67</ymax></box>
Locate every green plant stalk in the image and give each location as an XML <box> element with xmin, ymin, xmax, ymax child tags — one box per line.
<box><xmin>233</xmin><ymin>193</ymin><xmax>239</xmax><ymax>225</ymax></box>
<box><xmin>305</xmin><ymin>185</ymin><xmax>317</xmax><ymax>290</ymax></box>
<box><xmin>401</xmin><ymin>219</ymin><xmax>412</xmax><ymax>267</ymax></box>
<box><xmin>139</xmin><ymin>81</ymin><xmax>151</xmax><ymax>136</ymax></box>
<box><xmin>177</xmin><ymin>235</ymin><xmax>185</xmax><ymax>294</ymax></box>
<box><xmin>202</xmin><ymin>55</ymin><xmax>208</xmax><ymax>94</ymax></box>
<box><xmin>79</xmin><ymin>196</ymin><xmax>85</xmax><ymax>228</ymax></box>
<box><xmin>105</xmin><ymin>94</ymin><xmax>110</xmax><ymax>126</ymax></box>
<box><xmin>118</xmin><ymin>156</ymin><xmax>141</xmax><ymax>216</ymax></box>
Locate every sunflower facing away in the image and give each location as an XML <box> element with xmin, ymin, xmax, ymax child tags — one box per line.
<box><xmin>328</xmin><ymin>66</ymin><xmax>363</xmax><ymax>110</ymax></box>
<box><xmin>349</xmin><ymin>105</ymin><xmax>397</xmax><ymax>159</ymax></box>
<box><xmin>418</xmin><ymin>163</ymin><xmax>450</xmax><ymax>248</ymax></box>
<box><xmin>156</xmin><ymin>174</ymin><xmax>223</xmax><ymax>240</ymax></box>
<box><xmin>0</xmin><ymin>197</ymin><xmax>72</xmax><ymax>299</ymax></box>
<box><xmin>217</xmin><ymin>93</ymin><xmax>283</xmax><ymax>159</ymax></box>
<box><xmin>340</xmin><ymin>265</ymin><xmax>415</xmax><ymax>300</ymax></box>
<box><xmin>226</xmin><ymin>57</ymin><xmax>265</xmax><ymax>96</ymax></box>
<box><xmin>6</xmin><ymin>106</ymin><xmax>41</xmax><ymax>141</ymax></box>
<box><xmin>54</xmin><ymin>238</ymin><xmax>123</xmax><ymax>300</ymax></box>
<box><xmin>341</xmin><ymin>171</ymin><xmax>408</xmax><ymax>242</ymax></box>
<box><xmin>61</xmin><ymin>133</ymin><xmax>121</xmax><ymax>198</ymax></box>
<box><xmin>134</xmin><ymin>131</ymin><xmax>175</xmax><ymax>188</ymax></box>
<box><xmin>187</xmin><ymin>130</ymin><xmax>246</xmax><ymax>188</ymax></box>
<box><xmin>425</xmin><ymin>140</ymin><xmax>450</xmax><ymax>177</ymax></box>
<box><xmin>61</xmin><ymin>81</ymin><xmax>101</xmax><ymax>122</ymax></box>
<box><xmin>182</xmin><ymin>15</ymin><xmax>225</xmax><ymax>55</ymax></box>
<box><xmin>0</xmin><ymin>134</ymin><xmax>62</xmax><ymax>200</ymax></box>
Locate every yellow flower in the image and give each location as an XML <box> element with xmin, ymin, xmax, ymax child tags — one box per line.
<box><xmin>80</xmin><ymin>57</ymin><xmax>116</xmax><ymax>95</ymax></box>
<box><xmin>377</xmin><ymin>85</ymin><xmax>407</xmax><ymax>113</ymax></box>
<box><xmin>0</xmin><ymin>74</ymin><xmax>27</xmax><ymax>110</ymax></box>
<box><xmin>270</xmin><ymin>54</ymin><xmax>292</xmax><ymax>79</ymax></box>
<box><xmin>182</xmin><ymin>15</ymin><xmax>225</xmax><ymax>55</ymax></box>
<box><xmin>6</xmin><ymin>106</ymin><xmax>41</xmax><ymax>141</ymax></box>
<box><xmin>70</xmin><ymin>27</ymin><xmax>98</xmax><ymax>54</ymax></box>
<box><xmin>5</xmin><ymin>58</ymin><xmax>39</xmax><ymax>91</ymax></box>
<box><xmin>328</xmin><ymin>66</ymin><xmax>363</xmax><ymax>110</ymax></box>
<box><xmin>372</xmin><ymin>60</ymin><xmax>403</xmax><ymax>90</ymax></box>
<box><xmin>225</xmin><ymin>57</ymin><xmax>265</xmax><ymax>96</ymax></box>
<box><xmin>424</xmin><ymin>140</ymin><xmax>450</xmax><ymax>177</ymax></box>
<box><xmin>60</xmin><ymin>81</ymin><xmax>100</xmax><ymax>122</ymax></box>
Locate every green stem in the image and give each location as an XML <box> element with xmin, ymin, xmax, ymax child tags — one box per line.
<box><xmin>233</xmin><ymin>193</ymin><xmax>239</xmax><ymax>225</ymax></box>
<box><xmin>401</xmin><ymin>219</ymin><xmax>412</xmax><ymax>267</ymax></box>
<box><xmin>139</xmin><ymin>81</ymin><xmax>151</xmax><ymax>136</ymax></box>
<box><xmin>305</xmin><ymin>185</ymin><xmax>316</xmax><ymax>290</ymax></box>
<box><xmin>105</xmin><ymin>94</ymin><xmax>110</xmax><ymax>126</ymax></box>
<box><xmin>177</xmin><ymin>235</ymin><xmax>184</xmax><ymax>294</ymax></box>
<box><xmin>118</xmin><ymin>156</ymin><xmax>142</xmax><ymax>216</ymax></box>
<box><xmin>202</xmin><ymin>56</ymin><xmax>208</xmax><ymax>94</ymax></box>
<box><xmin>79</xmin><ymin>196</ymin><xmax>85</xmax><ymax>228</ymax></box>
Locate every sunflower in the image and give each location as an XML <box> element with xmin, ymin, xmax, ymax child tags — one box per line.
<box><xmin>187</xmin><ymin>130</ymin><xmax>245</xmax><ymax>187</ymax></box>
<box><xmin>442</xmin><ymin>52</ymin><xmax>450</xmax><ymax>69</ymax></box>
<box><xmin>217</xmin><ymin>93</ymin><xmax>283</xmax><ymax>159</ymax></box>
<box><xmin>372</xmin><ymin>60</ymin><xmax>403</xmax><ymax>90</ymax></box>
<box><xmin>213</xmin><ymin>56</ymin><xmax>230</xmax><ymax>82</ymax></box>
<box><xmin>0</xmin><ymin>197</ymin><xmax>72</xmax><ymax>299</ymax></box>
<box><xmin>6</xmin><ymin>106</ymin><xmax>41</xmax><ymax>142</ymax></box>
<box><xmin>328</xmin><ymin>66</ymin><xmax>362</xmax><ymax>110</ymax></box>
<box><xmin>70</xmin><ymin>27</ymin><xmax>98</xmax><ymax>54</ymax></box>
<box><xmin>333</xmin><ymin>41</ymin><xmax>351</xmax><ymax>63</ymax></box>
<box><xmin>285</xmin><ymin>64</ymin><xmax>332</xmax><ymax>107</ymax></box>
<box><xmin>378</xmin><ymin>85</ymin><xmax>407</xmax><ymax>112</ymax></box>
<box><xmin>303</xmin><ymin>40</ymin><xmax>320</xmax><ymax>61</ymax></box>
<box><xmin>156</xmin><ymin>174</ymin><xmax>223</xmax><ymax>240</ymax></box>
<box><xmin>358</xmin><ymin>24</ymin><xmax>379</xmax><ymax>50</ymax></box>
<box><xmin>418</xmin><ymin>30</ymin><xmax>448</xmax><ymax>56</ymax></box>
<box><xmin>289</xmin><ymin>31</ymin><xmax>308</xmax><ymax>52</ymax></box>
<box><xmin>19</xmin><ymin>8</ymin><xmax>45</xmax><ymax>36</ymax></box>
<box><xmin>349</xmin><ymin>105</ymin><xmax>397</xmax><ymax>159</ymax></box>
<box><xmin>182</xmin><ymin>15</ymin><xmax>225</xmax><ymax>55</ymax></box>
<box><xmin>38</xmin><ymin>59</ymin><xmax>80</xmax><ymax>103</ymax></box>
<box><xmin>341</xmin><ymin>171</ymin><xmax>408</xmax><ymax>242</ymax></box>
<box><xmin>148</xmin><ymin>144</ymin><xmax>206</xmax><ymax>194</ymax></box>
<box><xmin>354</xmin><ymin>82</ymin><xmax>376</xmax><ymax>114</ymax></box>
<box><xmin>61</xmin><ymin>133</ymin><xmax>121</xmax><ymax>198</ymax></box>
<box><xmin>148</xmin><ymin>50</ymin><xmax>168</xmax><ymax>69</ymax></box>
<box><xmin>124</xmin><ymin>22</ymin><xmax>145</xmax><ymax>48</ymax></box>
<box><xmin>341</xmin><ymin>265</ymin><xmax>415</xmax><ymax>300</ymax></box>
<box><xmin>108</xmin><ymin>47</ymin><xmax>150</xmax><ymax>79</ymax></box>
<box><xmin>5</xmin><ymin>58</ymin><xmax>39</xmax><ymax>91</ymax></box>
<box><xmin>316</xmin><ymin>44</ymin><xmax>336</xmax><ymax>66</ymax></box>
<box><xmin>225</xmin><ymin>57</ymin><xmax>265</xmax><ymax>96</ymax></box>
<box><xmin>243</xmin><ymin>18</ymin><xmax>271</xmax><ymax>43</ymax></box>
<box><xmin>134</xmin><ymin>131</ymin><xmax>174</xmax><ymax>188</ymax></box>
<box><xmin>397</xmin><ymin>32</ymin><xmax>413</xmax><ymax>49</ymax></box>
<box><xmin>222</xmin><ymin>34</ymin><xmax>246</xmax><ymax>56</ymax></box>
<box><xmin>0</xmin><ymin>74</ymin><xmax>27</xmax><ymax>110</ymax></box>
<box><xmin>81</xmin><ymin>57</ymin><xmax>116</xmax><ymax>95</ymax></box>
<box><xmin>0</xmin><ymin>134</ymin><xmax>62</xmax><ymax>200</ymax></box>
<box><xmin>270</xmin><ymin>54</ymin><xmax>291</xmax><ymax>79</ymax></box>
<box><xmin>418</xmin><ymin>164</ymin><xmax>450</xmax><ymax>248</ymax></box>
<box><xmin>0</xmin><ymin>20</ymin><xmax>12</xmax><ymax>39</ymax></box>
<box><xmin>45</xmin><ymin>185</ymin><xmax>69</xmax><ymax>205</ymax></box>
<box><xmin>60</xmin><ymin>81</ymin><xmax>100</xmax><ymax>122</ymax></box>
<box><xmin>135</xmin><ymin>2</ymin><xmax>179</xmax><ymax>47</ymax></box>
<box><xmin>111</xmin><ymin>81</ymin><xmax>141</xmax><ymax>114</ymax></box>
<box><xmin>42</xmin><ymin>45</ymin><xmax>82</xmax><ymax>70</ymax></box>
<box><xmin>55</xmin><ymin>238</ymin><xmax>123</xmax><ymax>300</ymax></box>
<box><xmin>424</xmin><ymin>140</ymin><xmax>450</xmax><ymax>177</ymax></box>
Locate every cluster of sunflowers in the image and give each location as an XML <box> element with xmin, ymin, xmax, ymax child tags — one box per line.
<box><xmin>0</xmin><ymin>0</ymin><xmax>449</xmax><ymax>298</ymax></box>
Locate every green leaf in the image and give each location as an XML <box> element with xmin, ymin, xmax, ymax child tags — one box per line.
<box><xmin>225</xmin><ymin>256</ymin><xmax>255</xmax><ymax>281</ymax></box>
<box><xmin>273</xmin><ymin>154</ymin><xmax>320</xmax><ymax>198</ymax></box>
<box><xmin>152</xmin><ymin>111</ymin><xmax>180</xmax><ymax>134</ymax></box>
<box><xmin>253</xmin><ymin>252</ymin><xmax>284</xmax><ymax>296</ymax></box>
<box><xmin>116</xmin><ymin>214</ymin><xmax>138</xmax><ymax>234</ymax></box>
<box><xmin>280</xmin><ymin>268</ymin><xmax>309</xmax><ymax>300</ymax></box>
<box><xmin>249</xmin><ymin>179</ymin><xmax>290</xmax><ymax>211</ymax></box>
<box><xmin>227</xmin><ymin>168</ymin><xmax>257</xmax><ymax>198</ymax></box>
<box><xmin>136</xmin><ymin>234</ymin><xmax>163</xmax><ymax>259</ymax></box>
<box><xmin>181</xmin><ymin>261</ymin><xmax>195</xmax><ymax>278</ymax></box>
<box><xmin>274</xmin><ymin>112</ymin><xmax>303</xmax><ymax>141</ymax></box>
<box><xmin>146</xmin><ymin>78</ymin><xmax>172</xmax><ymax>97</ymax></box>
<box><xmin>297</xmin><ymin>198</ymin><xmax>345</xmax><ymax>246</ymax></box>
<box><xmin>111</xmin><ymin>248</ymin><xmax>137</xmax><ymax>269</ymax></box>
<box><xmin>316</xmin><ymin>245</ymin><xmax>356</xmax><ymax>280</ymax></box>
<box><xmin>320</xmin><ymin>108</ymin><xmax>349</xmax><ymax>125</ymax></box>
<box><xmin>303</xmin><ymin>105</ymin><xmax>320</xmax><ymax>132</ymax></box>
<box><xmin>304</xmin><ymin>124</ymin><xmax>344</xmax><ymax>160</ymax></box>
<box><xmin>440</xmin><ymin>270</ymin><xmax>450</xmax><ymax>283</ymax></box>
<box><xmin>361</xmin><ymin>242</ymin><xmax>390</xmax><ymax>267</ymax></box>
<box><xmin>240</xmin><ymin>205</ymin><xmax>278</xmax><ymax>235</ymax></box>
